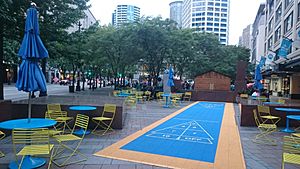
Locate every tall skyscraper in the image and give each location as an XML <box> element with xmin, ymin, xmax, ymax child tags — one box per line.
<box><xmin>169</xmin><ymin>1</ymin><xmax>183</xmax><ymax>28</ymax></box>
<box><xmin>182</xmin><ymin>0</ymin><xmax>230</xmax><ymax>45</ymax></box>
<box><xmin>239</xmin><ymin>24</ymin><xmax>252</xmax><ymax>49</ymax></box>
<box><xmin>112</xmin><ymin>5</ymin><xmax>140</xmax><ymax>27</ymax></box>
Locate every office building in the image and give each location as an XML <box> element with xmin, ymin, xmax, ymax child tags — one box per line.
<box><xmin>251</xmin><ymin>3</ymin><xmax>266</xmax><ymax>65</ymax></box>
<box><xmin>112</xmin><ymin>5</ymin><xmax>140</xmax><ymax>26</ymax></box>
<box><xmin>239</xmin><ymin>24</ymin><xmax>252</xmax><ymax>50</ymax></box>
<box><xmin>170</xmin><ymin>1</ymin><xmax>183</xmax><ymax>28</ymax></box>
<box><xmin>182</xmin><ymin>0</ymin><xmax>230</xmax><ymax>45</ymax></box>
<box><xmin>67</xmin><ymin>9</ymin><xmax>97</xmax><ymax>33</ymax></box>
<box><xmin>262</xmin><ymin>0</ymin><xmax>300</xmax><ymax>99</ymax></box>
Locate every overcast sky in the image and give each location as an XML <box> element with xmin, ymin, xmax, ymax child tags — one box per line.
<box><xmin>89</xmin><ymin>0</ymin><xmax>265</xmax><ymax>45</ymax></box>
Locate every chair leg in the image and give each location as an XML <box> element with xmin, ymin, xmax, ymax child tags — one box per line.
<box><xmin>18</xmin><ymin>156</ymin><xmax>25</xmax><ymax>169</ymax></box>
<box><xmin>92</xmin><ymin>119</ymin><xmax>114</xmax><ymax>135</ymax></box>
<box><xmin>52</xmin><ymin>140</ymin><xmax>87</xmax><ymax>167</ymax></box>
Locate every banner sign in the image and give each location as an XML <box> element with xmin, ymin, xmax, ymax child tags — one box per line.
<box><xmin>278</xmin><ymin>38</ymin><xmax>292</xmax><ymax>58</ymax></box>
<box><xmin>259</xmin><ymin>56</ymin><xmax>266</xmax><ymax>67</ymax></box>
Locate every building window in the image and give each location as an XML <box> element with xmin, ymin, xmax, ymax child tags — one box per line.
<box><xmin>215</xmin><ymin>13</ymin><xmax>220</xmax><ymax>16</ymax></box>
<box><xmin>207</xmin><ymin>27</ymin><xmax>213</xmax><ymax>31</ymax></box>
<box><xmin>208</xmin><ymin>2</ymin><xmax>214</xmax><ymax>6</ymax></box>
<box><xmin>221</xmin><ymin>3</ymin><xmax>227</xmax><ymax>7</ymax></box>
<box><xmin>221</xmin><ymin>8</ymin><xmax>227</xmax><ymax>12</ymax></box>
<box><xmin>207</xmin><ymin>17</ymin><xmax>213</xmax><ymax>21</ymax></box>
<box><xmin>207</xmin><ymin>22</ymin><xmax>213</xmax><ymax>26</ymax></box>
<box><xmin>284</xmin><ymin>12</ymin><xmax>293</xmax><ymax>33</ymax></box>
<box><xmin>214</xmin><ymin>28</ymin><xmax>219</xmax><ymax>31</ymax></box>
<box><xmin>207</xmin><ymin>12</ymin><xmax>213</xmax><ymax>16</ymax></box>
<box><xmin>298</xmin><ymin>3</ymin><xmax>300</xmax><ymax>21</ymax></box>
<box><xmin>285</xmin><ymin>0</ymin><xmax>293</xmax><ymax>9</ymax></box>
<box><xmin>221</xmin><ymin>18</ymin><xmax>227</xmax><ymax>22</ymax></box>
<box><xmin>269</xmin><ymin>0</ymin><xmax>274</xmax><ymax>14</ymax></box>
<box><xmin>215</xmin><ymin>3</ymin><xmax>220</xmax><ymax>6</ymax></box>
<box><xmin>268</xmin><ymin>36</ymin><xmax>273</xmax><ymax>49</ymax></box>
<box><xmin>221</xmin><ymin>13</ymin><xmax>227</xmax><ymax>17</ymax></box>
<box><xmin>274</xmin><ymin>26</ymin><xmax>281</xmax><ymax>43</ymax></box>
<box><xmin>215</xmin><ymin>18</ymin><xmax>220</xmax><ymax>21</ymax></box>
<box><xmin>275</xmin><ymin>4</ymin><xmax>282</xmax><ymax>22</ymax></box>
<box><xmin>214</xmin><ymin>23</ymin><xmax>219</xmax><ymax>26</ymax></box>
<box><xmin>268</xmin><ymin>18</ymin><xmax>274</xmax><ymax>33</ymax></box>
<box><xmin>221</xmin><ymin>23</ymin><xmax>226</xmax><ymax>27</ymax></box>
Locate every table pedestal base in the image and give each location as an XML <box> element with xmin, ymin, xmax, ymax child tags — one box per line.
<box><xmin>73</xmin><ymin>128</ymin><xmax>90</xmax><ymax>135</ymax></box>
<box><xmin>9</xmin><ymin>155</ymin><xmax>46</xmax><ymax>169</ymax></box>
<box><xmin>281</xmin><ymin>128</ymin><xmax>295</xmax><ymax>133</ymax></box>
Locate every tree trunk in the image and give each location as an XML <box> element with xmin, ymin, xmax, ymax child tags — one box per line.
<box><xmin>0</xmin><ymin>23</ymin><xmax>4</xmax><ymax>100</ymax></box>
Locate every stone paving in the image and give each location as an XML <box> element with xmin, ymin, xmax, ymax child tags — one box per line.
<box><xmin>0</xmin><ymin>87</ymin><xmax>299</xmax><ymax>169</ymax></box>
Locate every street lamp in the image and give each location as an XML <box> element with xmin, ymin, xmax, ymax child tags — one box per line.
<box><xmin>75</xmin><ymin>21</ymin><xmax>82</xmax><ymax>92</ymax></box>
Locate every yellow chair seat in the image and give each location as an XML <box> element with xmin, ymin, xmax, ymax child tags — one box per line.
<box><xmin>35</xmin><ymin>129</ymin><xmax>62</xmax><ymax>136</ymax></box>
<box><xmin>56</xmin><ymin>117</ymin><xmax>73</xmax><ymax>121</ymax></box>
<box><xmin>259</xmin><ymin>124</ymin><xmax>276</xmax><ymax>129</ymax></box>
<box><xmin>261</xmin><ymin>115</ymin><xmax>280</xmax><ymax>120</ymax></box>
<box><xmin>292</xmin><ymin>133</ymin><xmax>300</xmax><ymax>137</ymax></box>
<box><xmin>283</xmin><ymin>153</ymin><xmax>300</xmax><ymax>165</ymax></box>
<box><xmin>17</xmin><ymin>145</ymin><xmax>54</xmax><ymax>156</ymax></box>
<box><xmin>53</xmin><ymin>134</ymin><xmax>81</xmax><ymax>142</ymax></box>
<box><xmin>93</xmin><ymin>117</ymin><xmax>112</xmax><ymax>121</ymax></box>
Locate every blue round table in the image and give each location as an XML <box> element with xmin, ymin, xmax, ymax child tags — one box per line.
<box><xmin>263</xmin><ymin>102</ymin><xmax>283</xmax><ymax>105</ymax></box>
<box><xmin>0</xmin><ymin>118</ymin><xmax>56</xmax><ymax>169</ymax></box>
<box><xmin>275</xmin><ymin>108</ymin><xmax>300</xmax><ymax>133</ymax></box>
<box><xmin>69</xmin><ymin>106</ymin><xmax>96</xmax><ymax>135</ymax></box>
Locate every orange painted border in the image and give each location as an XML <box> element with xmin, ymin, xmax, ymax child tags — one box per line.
<box><xmin>94</xmin><ymin>102</ymin><xmax>245</xmax><ymax>169</ymax></box>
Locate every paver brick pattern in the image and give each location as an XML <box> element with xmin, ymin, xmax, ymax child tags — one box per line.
<box><xmin>0</xmin><ymin>87</ymin><xmax>299</xmax><ymax>169</ymax></box>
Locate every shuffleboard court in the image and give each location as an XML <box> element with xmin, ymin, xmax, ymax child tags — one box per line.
<box><xmin>121</xmin><ymin>102</ymin><xmax>225</xmax><ymax>163</ymax></box>
<box><xmin>95</xmin><ymin>102</ymin><xmax>245</xmax><ymax>169</ymax></box>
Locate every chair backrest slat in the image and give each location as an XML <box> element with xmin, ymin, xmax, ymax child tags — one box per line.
<box><xmin>253</xmin><ymin>109</ymin><xmax>261</xmax><ymax>126</ymax></box>
<box><xmin>283</xmin><ymin>136</ymin><xmax>300</xmax><ymax>154</ymax></box>
<box><xmin>47</xmin><ymin>104</ymin><xmax>62</xmax><ymax>112</ymax></box>
<box><xmin>103</xmin><ymin>104</ymin><xmax>117</xmax><ymax>114</ymax></box>
<box><xmin>74</xmin><ymin>114</ymin><xmax>89</xmax><ymax>130</ymax></box>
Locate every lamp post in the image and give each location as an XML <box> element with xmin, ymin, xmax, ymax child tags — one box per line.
<box><xmin>75</xmin><ymin>21</ymin><xmax>82</xmax><ymax>91</ymax></box>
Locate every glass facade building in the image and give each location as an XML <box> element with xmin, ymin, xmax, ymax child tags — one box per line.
<box><xmin>182</xmin><ymin>0</ymin><xmax>230</xmax><ymax>45</ymax></box>
<box><xmin>170</xmin><ymin>1</ymin><xmax>183</xmax><ymax>28</ymax></box>
<box><xmin>112</xmin><ymin>5</ymin><xmax>140</xmax><ymax>27</ymax></box>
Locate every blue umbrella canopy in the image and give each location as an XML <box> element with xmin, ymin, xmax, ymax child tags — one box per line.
<box><xmin>167</xmin><ymin>66</ymin><xmax>175</xmax><ymax>87</ymax></box>
<box><xmin>16</xmin><ymin>6</ymin><xmax>48</xmax><ymax>92</ymax></box>
<box><xmin>254</xmin><ymin>65</ymin><xmax>263</xmax><ymax>90</ymax></box>
<box><xmin>16</xmin><ymin>5</ymin><xmax>48</xmax><ymax>122</ymax></box>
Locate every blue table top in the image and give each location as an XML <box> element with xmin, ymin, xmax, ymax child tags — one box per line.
<box><xmin>263</xmin><ymin>102</ymin><xmax>283</xmax><ymax>105</ymax></box>
<box><xmin>275</xmin><ymin>108</ymin><xmax>300</xmax><ymax>112</ymax></box>
<box><xmin>117</xmin><ymin>93</ymin><xmax>130</xmax><ymax>97</ymax></box>
<box><xmin>287</xmin><ymin>115</ymin><xmax>300</xmax><ymax>120</ymax></box>
<box><xmin>69</xmin><ymin>105</ymin><xmax>97</xmax><ymax>111</ymax></box>
<box><xmin>0</xmin><ymin>118</ymin><xmax>57</xmax><ymax>130</ymax></box>
<box><xmin>161</xmin><ymin>94</ymin><xmax>171</xmax><ymax>97</ymax></box>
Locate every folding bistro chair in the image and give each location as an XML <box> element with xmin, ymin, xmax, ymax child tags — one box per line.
<box><xmin>183</xmin><ymin>92</ymin><xmax>192</xmax><ymax>101</ymax></box>
<box><xmin>252</xmin><ymin>109</ymin><xmax>277</xmax><ymax>145</ymax></box>
<box><xmin>257</xmin><ymin>105</ymin><xmax>280</xmax><ymax>125</ymax></box>
<box><xmin>47</xmin><ymin>104</ymin><xmax>73</xmax><ymax>133</ymax></box>
<box><xmin>52</xmin><ymin>114</ymin><xmax>89</xmax><ymax>167</ymax></box>
<box><xmin>0</xmin><ymin>130</ymin><xmax>5</xmax><ymax>157</ymax></box>
<box><xmin>12</xmin><ymin>128</ymin><xmax>54</xmax><ymax>169</ymax></box>
<box><xmin>281</xmin><ymin>136</ymin><xmax>300</xmax><ymax>169</ymax></box>
<box><xmin>92</xmin><ymin>104</ymin><xmax>116</xmax><ymax>135</ymax></box>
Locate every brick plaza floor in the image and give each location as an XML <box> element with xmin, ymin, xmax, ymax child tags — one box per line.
<box><xmin>0</xmin><ymin>87</ymin><xmax>299</xmax><ymax>169</ymax></box>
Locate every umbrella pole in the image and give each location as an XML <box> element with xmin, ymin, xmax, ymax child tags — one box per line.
<box><xmin>28</xmin><ymin>92</ymin><xmax>31</xmax><ymax>123</ymax></box>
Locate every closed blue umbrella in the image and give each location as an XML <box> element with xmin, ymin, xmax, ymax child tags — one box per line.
<box><xmin>254</xmin><ymin>65</ymin><xmax>263</xmax><ymax>90</ymax></box>
<box><xmin>167</xmin><ymin>66</ymin><xmax>174</xmax><ymax>87</ymax></box>
<box><xmin>16</xmin><ymin>5</ymin><xmax>48</xmax><ymax>122</ymax></box>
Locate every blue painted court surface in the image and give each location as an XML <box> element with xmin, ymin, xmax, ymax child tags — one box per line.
<box><xmin>121</xmin><ymin>102</ymin><xmax>225</xmax><ymax>163</ymax></box>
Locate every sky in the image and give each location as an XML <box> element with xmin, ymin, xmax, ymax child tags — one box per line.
<box><xmin>89</xmin><ymin>0</ymin><xmax>265</xmax><ymax>45</ymax></box>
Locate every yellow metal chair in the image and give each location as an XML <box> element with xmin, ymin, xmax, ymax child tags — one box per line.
<box><xmin>52</xmin><ymin>114</ymin><xmax>89</xmax><ymax>167</ymax></box>
<box><xmin>92</xmin><ymin>104</ymin><xmax>116</xmax><ymax>135</ymax></box>
<box><xmin>171</xmin><ymin>94</ymin><xmax>181</xmax><ymax>107</ymax></box>
<box><xmin>12</xmin><ymin>128</ymin><xmax>54</xmax><ymax>169</ymax></box>
<box><xmin>183</xmin><ymin>92</ymin><xmax>192</xmax><ymax>101</ymax></box>
<box><xmin>240</xmin><ymin>94</ymin><xmax>249</xmax><ymax>99</ymax></box>
<box><xmin>0</xmin><ymin>130</ymin><xmax>5</xmax><ymax>157</ymax></box>
<box><xmin>135</xmin><ymin>91</ymin><xmax>144</xmax><ymax>103</ymax></box>
<box><xmin>278</xmin><ymin>99</ymin><xmax>286</xmax><ymax>104</ymax></box>
<box><xmin>47</xmin><ymin>104</ymin><xmax>73</xmax><ymax>132</ymax></box>
<box><xmin>144</xmin><ymin>91</ymin><xmax>152</xmax><ymax>101</ymax></box>
<box><xmin>125</xmin><ymin>96</ymin><xmax>137</xmax><ymax>109</ymax></box>
<box><xmin>282</xmin><ymin>136</ymin><xmax>300</xmax><ymax>169</ymax></box>
<box><xmin>257</xmin><ymin>105</ymin><xmax>281</xmax><ymax>125</ymax></box>
<box><xmin>252</xmin><ymin>109</ymin><xmax>277</xmax><ymax>145</ymax></box>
